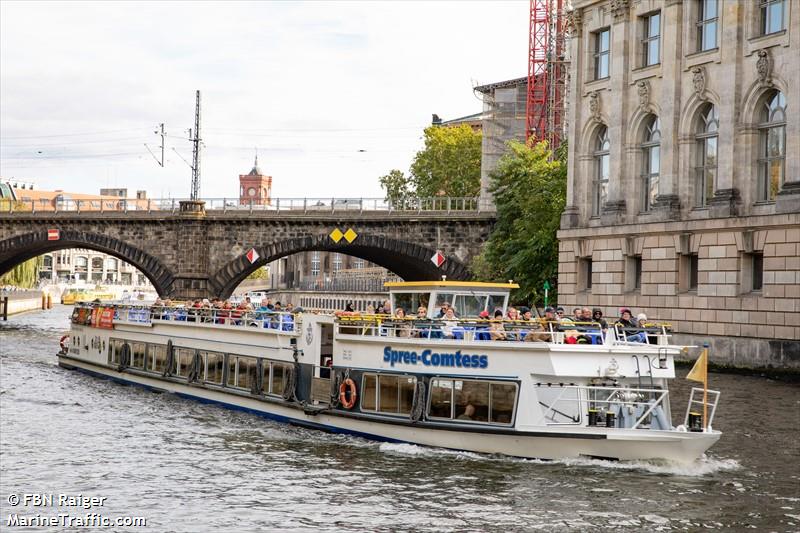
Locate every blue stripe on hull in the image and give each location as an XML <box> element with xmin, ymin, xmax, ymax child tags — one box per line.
<box><xmin>60</xmin><ymin>361</ymin><xmax>408</xmax><ymax>445</ymax></box>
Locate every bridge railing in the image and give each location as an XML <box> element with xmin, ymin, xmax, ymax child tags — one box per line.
<box><xmin>2</xmin><ymin>197</ymin><xmax>490</xmax><ymax>214</ymax></box>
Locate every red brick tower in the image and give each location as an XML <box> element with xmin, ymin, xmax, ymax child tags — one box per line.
<box><xmin>239</xmin><ymin>155</ymin><xmax>272</xmax><ymax>205</ymax></box>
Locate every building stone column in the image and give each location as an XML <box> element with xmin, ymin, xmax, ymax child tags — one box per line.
<box><xmin>652</xmin><ymin>0</ymin><xmax>683</xmax><ymax>218</ymax></box>
<box><xmin>561</xmin><ymin>7</ymin><xmax>584</xmax><ymax>229</ymax></box>
<box><xmin>601</xmin><ymin>2</ymin><xmax>631</xmax><ymax>223</ymax></box>
<box><xmin>708</xmin><ymin>0</ymin><xmax>742</xmax><ymax>217</ymax></box>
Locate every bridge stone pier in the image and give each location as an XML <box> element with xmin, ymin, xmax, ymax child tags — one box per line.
<box><xmin>0</xmin><ymin>202</ymin><xmax>495</xmax><ymax>300</ymax></box>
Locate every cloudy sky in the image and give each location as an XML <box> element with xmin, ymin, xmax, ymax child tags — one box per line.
<box><xmin>1</xmin><ymin>1</ymin><xmax>527</xmax><ymax>200</ymax></box>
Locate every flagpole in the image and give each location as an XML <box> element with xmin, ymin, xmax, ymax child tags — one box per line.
<box><xmin>702</xmin><ymin>343</ymin><xmax>709</xmax><ymax>432</ymax></box>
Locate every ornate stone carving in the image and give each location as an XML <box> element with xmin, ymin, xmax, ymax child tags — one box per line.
<box><xmin>589</xmin><ymin>91</ymin><xmax>601</xmax><ymax>119</ymax></box>
<box><xmin>609</xmin><ymin>0</ymin><xmax>629</xmax><ymax>22</ymax></box>
<box><xmin>692</xmin><ymin>66</ymin><xmax>706</xmax><ymax>99</ymax></box>
<box><xmin>565</xmin><ymin>8</ymin><xmax>583</xmax><ymax>36</ymax></box>
<box><xmin>756</xmin><ymin>49</ymin><xmax>772</xmax><ymax>86</ymax></box>
<box><xmin>637</xmin><ymin>80</ymin><xmax>650</xmax><ymax>110</ymax></box>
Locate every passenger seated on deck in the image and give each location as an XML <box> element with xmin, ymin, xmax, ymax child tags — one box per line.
<box><xmin>394</xmin><ymin>308</ymin><xmax>412</xmax><ymax>338</ymax></box>
<box><xmin>457</xmin><ymin>404</ymin><xmax>476</xmax><ymax>420</ymax></box>
<box><xmin>441</xmin><ymin>307</ymin><xmax>458</xmax><ymax>338</ymax></box>
<box><xmin>615</xmin><ymin>308</ymin><xmax>647</xmax><ymax>343</ymax></box>
<box><xmin>489</xmin><ymin>310</ymin><xmax>507</xmax><ymax>341</ymax></box>
<box><xmin>592</xmin><ymin>308</ymin><xmax>608</xmax><ymax>330</ymax></box>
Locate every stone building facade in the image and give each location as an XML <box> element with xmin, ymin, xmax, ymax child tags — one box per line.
<box><xmin>558</xmin><ymin>0</ymin><xmax>800</xmax><ymax>367</ymax></box>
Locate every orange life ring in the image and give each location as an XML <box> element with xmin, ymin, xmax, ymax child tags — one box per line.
<box><xmin>59</xmin><ymin>335</ymin><xmax>70</xmax><ymax>352</ymax></box>
<box><xmin>339</xmin><ymin>378</ymin><xmax>357</xmax><ymax>409</ymax></box>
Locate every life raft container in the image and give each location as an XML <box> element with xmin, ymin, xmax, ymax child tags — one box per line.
<box><xmin>59</xmin><ymin>335</ymin><xmax>70</xmax><ymax>352</ymax></box>
<box><xmin>339</xmin><ymin>378</ymin><xmax>357</xmax><ymax>409</ymax></box>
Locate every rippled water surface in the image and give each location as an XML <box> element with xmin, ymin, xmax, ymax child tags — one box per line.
<box><xmin>1</xmin><ymin>306</ymin><xmax>799</xmax><ymax>532</ymax></box>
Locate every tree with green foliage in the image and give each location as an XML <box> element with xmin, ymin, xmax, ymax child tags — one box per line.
<box><xmin>0</xmin><ymin>257</ymin><xmax>42</xmax><ymax>288</ymax></box>
<box><xmin>379</xmin><ymin>124</ymin><xmax>482</xmax><ymax>202</ymax></box>
<box><xmin>472</xmin><ymin>140</ymin><xmax>567</xmax><ymax>307</ymax></box>
<box><xmin>247</xmin><ymin>266</ymin><xmax>269</xmax><ymax>280</ymax></box>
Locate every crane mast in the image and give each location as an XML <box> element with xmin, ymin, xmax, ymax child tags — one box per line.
<box><xmin>527</xmin><ymin>0</ymin><xmax>568</xmax><ymax>151</ymax></box>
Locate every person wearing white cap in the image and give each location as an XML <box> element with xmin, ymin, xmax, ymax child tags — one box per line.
<box><xmin>636</xmin><ymin>313</ymin><xmax>648</xmax><ymax>328</ymax></box>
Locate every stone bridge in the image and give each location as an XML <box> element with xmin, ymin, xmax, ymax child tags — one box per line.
<box><xmin>0</xmin><ymin>201</ymin><xmax>495</xmax><ymax>299</ymax></box>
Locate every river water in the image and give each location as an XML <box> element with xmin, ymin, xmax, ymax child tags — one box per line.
<box><xmin>1</xmin><ymin>306</ymin><xmax>798</xmax><ymax>532</ymax></box>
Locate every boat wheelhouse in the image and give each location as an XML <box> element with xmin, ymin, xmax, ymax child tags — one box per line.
<box><xmin>57</xmin><ymin>281</ymin><xmax>721</xmax><ymax>463</ymax></box>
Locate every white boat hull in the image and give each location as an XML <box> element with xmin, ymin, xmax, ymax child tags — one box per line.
<box><xmin>58</xmin><ymin>354</ymin><xmax>720</xmax><ymax>463</ymax></box>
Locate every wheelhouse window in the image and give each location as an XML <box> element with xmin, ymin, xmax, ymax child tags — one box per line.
<box><xmin>758</xmin><ymin>91</ymin><xmax>786</xmax><ymax>202</ymax></box>
<box><xmin>428</xmin><ymin>378</ymin><xmax>517</xmax><ymax>425</ymax></box>
<box><xmin>592</xmin><ymin>126</ymin><xmax>610</xmax><ymax>217</ymax></box>
<box><xmin>697</xmin><ymin>0</ymin><xmax>718</xmax><ymax>51</ymax></box>
<box><xmin>360</xmin><ymin>373</ymin><xmax>416</xmax><ymax>415</ymax></box>
<box><xmin>695</xmin><ymin>104</ymin><xmax>719</xmax><ymax>207</ymax></box>
<box><xmin>760</xmin><ymin>0</ymin><xmax>786</xmax><ymax>35</ymax></box>
<box><xmin>641</xmin><ymin>12</ymin><xmax>661</xmax><ymax>66</ymax></box>
<box><xmin>593</xmin><ymin>28</ymin><xmax>610</xmax><ymax>79</ymax></box>
<box><xmin>641</xmin><ymin>115</ymin><xmax>661</xmax><ymax>212</ymax></box>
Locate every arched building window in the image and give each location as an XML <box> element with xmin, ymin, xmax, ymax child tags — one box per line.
<box><xmin>640</xmin><ymin>115</ymin><xmax>661</xmax><ymax>212</ymax></box>
<box><xmin>757</xmin><ymin>90</ymin><xmax>786</xmax><ymax>202</ymax></box>
<box><xmin>592</xmin><ymin>126</ymin><xmax>610</xmax><ymax>217</ymax></box>
<box><xmin>695</xmin><ymin>104</ymin><xmax>719</xmax><ymax>207</ymax></box>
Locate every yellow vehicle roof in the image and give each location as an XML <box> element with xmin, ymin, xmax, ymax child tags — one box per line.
<box><xmin>384</xmin><ymin>281</ymin><xmax>519</xmax><ymax>290</ymax></box>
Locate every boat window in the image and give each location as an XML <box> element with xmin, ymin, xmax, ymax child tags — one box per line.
<box><xmin>235</xmin><ymin>356</ymin><xmax>257</xmax><ymax>390</ymax></box>
<box><xmin>227</xmin><ymin>355</ymin><xmax>237</xmax><ymax>387</ymax></box>
<box><xmin>429</xmin><ymin>378</ymin><xmax>517</xmax><ymax>425</ymax></box>
<box><xmin>487</xmin><ymin>294</ymin><xmax>506</xmax><ymax>315</ymax></box>
<box><xmin>490</xmin><ymin>383</ymin><xmax>516</xmax><ymax>424</ymax></box>
<box><xmin>174</xmin><ymin>348</ymin><xmax>195</xmax><ymax>378</ymax></box>
<box><xmin>360</xmin><ymin>373</ymin><xmax>416</xmax><ymax>414</ymax></box>
<box><xmin>454</xmin><ymin>380</ymin><xmax>489</xmax><ymax>422</ymax></box>
<box><xmin>269</xmin><ymin>362</ymin><xmax>288</xmax><ymax>396</ymax></box>
<box><xmin>201</xmin><ymin>351</ymin><xmax>224</xmax><ymax>384</ymax></box>
<box><xmin>391</xmin><ymin>292</ymin><xmax>430</xmax><ymax>316</ymax></box>
<box><xmin>361</xmin><ymin>374</ymin><xmax>377</xmax><ymax>411</ymax></box>
<box><xmin>429</xmin><ymin>379</ymin><xmax>454</xmax><ymax>418</ymax></box>
<box><xmin>108</xmin><ymin>338</ymin><xmax>124</xmax><ymax>364</ymax></box>
<box><xmin>149</xmin><ymin>344</ymin><xmax>168</xmax><ymax>374</ymax></box>
<box><xmin>452</xmin><ymin>294</ymin><xmax>486</xmax><ymax>318</ymax></box>
<box><xmin>434</xmin><ymin>293</ymin><xmax>456</xmax><ymax>313</ymax></box>
<box><xmin>131</xmin><ymin>342</ymin><xmax>146</xmax><ymax>369</ymax></box>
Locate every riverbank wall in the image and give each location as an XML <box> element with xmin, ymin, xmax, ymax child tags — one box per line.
<box><xmin>672</xmin><ymin>333</ymin><xmax>799</xmax><ymax>374</ymax></box>
<box><xmin>0</xmin><ymin>290</ymin><xmax>47</xmax><ymax>318</ymax></box>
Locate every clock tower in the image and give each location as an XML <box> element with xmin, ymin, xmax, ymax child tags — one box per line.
<box><xmin>238</xmin><ymin>155</ymin><xmax>272</xmax><ymax>206</ymax></box>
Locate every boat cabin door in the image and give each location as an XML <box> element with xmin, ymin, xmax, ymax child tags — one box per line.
<box><xmin>318</xmin><ymin>323</ymin><xmax>334</xmax><ymax>379</ymax></box>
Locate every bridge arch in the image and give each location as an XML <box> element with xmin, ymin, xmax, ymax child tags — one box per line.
<box><xmin>211</xmin><ymin>234</ymin><xmax>471</xmax><ymax>299</ymax></box>
<box><xmin>0</xmin><ymin>230</ymin><xmax>176</xmax><ymax>297</ymax></box>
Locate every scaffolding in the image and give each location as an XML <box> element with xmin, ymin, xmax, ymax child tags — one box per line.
<box><xmin>527</xmin><ymin>0</ymin><xmax>569</xmax><ymax>151</ymax></box>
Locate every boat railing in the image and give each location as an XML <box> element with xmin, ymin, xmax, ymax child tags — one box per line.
<box><xmin>534</xmin><ymin>384</ymin><xmax>672</xmax><ymax>430</ymax></box>
<box><xmin>71</xmin><ymin>303</ymin><xmax>298</xmax><ymax>333</ymax></box>
<box><xmin>683</xmin><ymin>387</ymin><xmax>721</xmax><ymax>430</ymax></box>
<box><xmin>334</xmin><ymin>315</ymin><xmax>673</xmax><ymax>346</ymax></box>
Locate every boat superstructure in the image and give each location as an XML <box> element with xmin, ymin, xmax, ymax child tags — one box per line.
<box><xmin>57</xmin><ymin>281</ymin><xmax>721</xmax><ymax>463</ymax></box>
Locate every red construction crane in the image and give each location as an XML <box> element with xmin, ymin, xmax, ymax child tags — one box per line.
<box><xmin>526</xmin><ymin>0</ymin><xmax>567</xmax><ymax>151</ymax></box>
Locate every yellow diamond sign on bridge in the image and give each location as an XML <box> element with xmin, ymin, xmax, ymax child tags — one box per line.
<box><xmin>329</xmin><ymin>228</ymin><xmax>344</xmax><ymax>243</ymax></box>
<box><xmin>343</xmin><ymin>228</ymin><xmax>358</xmax><ymax>243</ymax></box>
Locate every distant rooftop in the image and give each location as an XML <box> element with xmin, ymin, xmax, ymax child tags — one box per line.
<box><xmin>473</xmin><ymin>76</ymin><xmax>528</xmax><ymax>94</ymax></box>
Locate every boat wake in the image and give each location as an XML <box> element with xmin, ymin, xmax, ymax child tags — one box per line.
<box><xmin>378</xmin><ymin>442</ymin><xmax>741</xmax><ymax>476</ymax></box>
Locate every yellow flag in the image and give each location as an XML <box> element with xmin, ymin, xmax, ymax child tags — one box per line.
<box><xmin>686</xmin><ymin>348</ymin><xmax>707</xmax><ymax>385</ymax></box>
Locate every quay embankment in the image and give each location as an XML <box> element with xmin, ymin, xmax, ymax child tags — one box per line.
<box><xmin>0</xmin><ymin>289</ymin><xmax>50</xmax><ymax>319</ymax></box>
<box><xmin>673</xmin><ymin>332</ymin><xmax>799</xmax><ymax>380</ymax></box>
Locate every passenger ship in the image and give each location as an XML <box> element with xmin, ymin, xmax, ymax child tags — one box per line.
<box><xmin>58</xmin><ymin>281</ymin><xmax>721</xmax><ymax>463</ymax></box>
